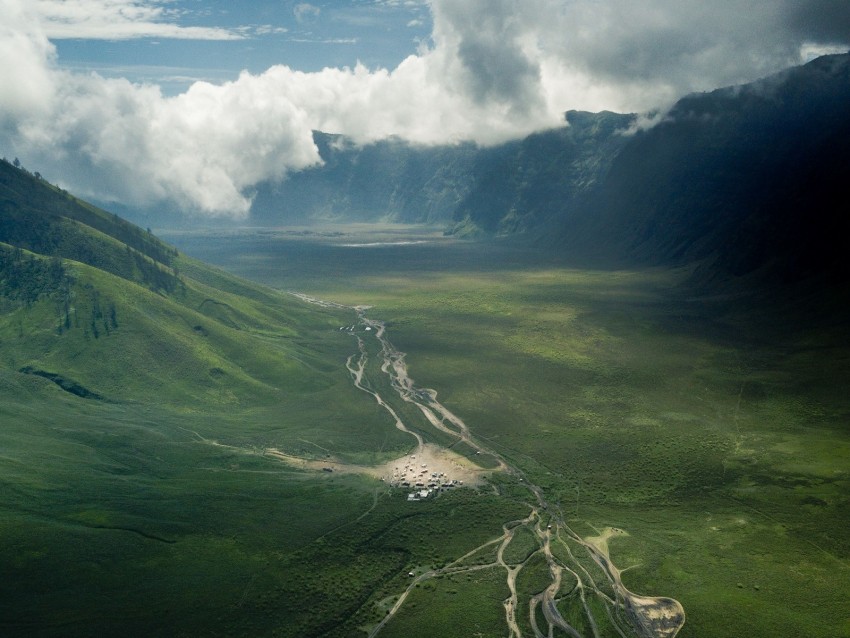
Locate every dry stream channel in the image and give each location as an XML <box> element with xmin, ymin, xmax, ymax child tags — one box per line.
<box><xmin>289</xmin><ymin>293</ymin><xmax>686</xmax><ymax>638</ymax></box>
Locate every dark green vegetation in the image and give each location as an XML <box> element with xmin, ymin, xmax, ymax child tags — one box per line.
<box><xmin>173</xmin><ymin>226</ymin><xmax>850</xmax><ymax>637</ymax></box>
<box><xmin>379</xmin><ymin>567</ymin><xmax>511</xmax><ymax>637</ymax></box>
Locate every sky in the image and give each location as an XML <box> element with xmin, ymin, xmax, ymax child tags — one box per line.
<box><xmin>1</xmin><ymin>0</ymin><xmax>849</xmax><ymax>218</ymax></box>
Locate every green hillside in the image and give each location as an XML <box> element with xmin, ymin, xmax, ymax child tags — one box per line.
<box><xmin>1</xmin><ymin>158</ymin><xmax>352</xmax><ymax>410</ymax></box>
<box><xmin>2</xmin><ymin>159</ymin><xmax>517</xmax><ymax>636</ymax></box>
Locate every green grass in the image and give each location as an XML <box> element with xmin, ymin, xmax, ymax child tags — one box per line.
<box><xmin>2</xmin><ymin>216</ymin><xmax>503</xmax><ymax>635</ymax></box>
<box><xmin>516</xmin><ymin>552</ymin><xmax>552</xmax><ymax>598</ymax></box>
<box><xmin>3</xmin><ymin>208</ymin><xmax>848</xmax><ymax>637</ymax></box>
<box><xmin>0</xmin><ymin>369</ymin><xmax>531</xmax><ymax>637</ymax></box>
<box><xmin>164</xmin><ymin>225</ymin><xmax>850</xmax><ymax>637</ymax></box>
<box><xmin>502</xmin><ymin>525</ymin><xmax>540</xmax><ymax>565</ymax></box>
<box><xmin>379</xmin><ymin>567</ymin><xmax>510</xmax><ymax>638</ymax></box>
<box><xmin>515</xmin><ymin>552</ymin><xmax>554</xmax><ymax>636</ymax></box>
<box><xmin>0</xmin><ymin>381</ymin><xmax>382</xmax><ymax>636</ymax></box>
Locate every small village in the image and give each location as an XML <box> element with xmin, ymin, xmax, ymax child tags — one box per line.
<box><xmin>385</xmin><ymin>453</ymin><xmax>463</xmax><ymax>501</ymax></box>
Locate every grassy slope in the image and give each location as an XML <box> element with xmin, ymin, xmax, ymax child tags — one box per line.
<box><xmin>1</xmin><ymin>169</ymin><xmax>541</xmax><ymax>636</ymax></box>
<box><xmin>174</xmin><ymin>229</ymin><xmax>850</xmax><ymax>638</ymax></box>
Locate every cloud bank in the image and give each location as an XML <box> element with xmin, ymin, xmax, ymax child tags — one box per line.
<box><xmin>1</xmin><ymin>0</ymin><xmax>848</xmax><ymax>217</ymax></box>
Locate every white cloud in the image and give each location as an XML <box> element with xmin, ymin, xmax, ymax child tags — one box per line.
<box><xmin>800</xmin><ymin>42</ymin><xmax>849</xmax><ymax>61</ymax></box>
<box><xmin>13</xmin><ymin>70</ymin><xmax>323</xmax><ymax>216</ymax></box>
<box><xmin>294</xmin><ymin>3</ymin><xmax>321</xmax><ymax>24</ymax></box>
<box><xmin>1</xmin><ymin>0</ymin><xmax>849</xmax><ymax>217</ymax></box>
<box><xmin>374</xmin><ymin>0</ymin><xmax>428</xmax><ymax>7</ymax></box>
<box><xmin>289</xmin><ymin>37</ymin><xmax>358</xmax><ymax>44</ymax></box>
<box><xmin>1</xmin><ymin>2</ymin><xmax>321</xmax><ymax>216</ymax></box>
<box><xmin>0</xmin><ymin>1</ymin><xmax>56</xmax><ymax>123</ymax></box>
<box><xmin>255</xmin><ymin>24</ymin><xmax>288</xmax><ymax>36</ymax></box>
<box><xmin>34</xmin><ymin>0</ymin><xmax>245</xmax><ymax>40</ymax></box>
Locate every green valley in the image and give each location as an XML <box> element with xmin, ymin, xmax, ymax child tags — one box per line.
<box><xmin>3</xmin><ymin>52</ymin><xmax>850</xmax><ymax>638</ymax></box>
<box><xmin>0</xmin><ymin>163</ymin><xmax>530</xmax><ymax>636</ymax></box>
<box><xmin>170</xmin><ymin>224</ymin><xmax>850</xmax><ymax>638</ymax></box>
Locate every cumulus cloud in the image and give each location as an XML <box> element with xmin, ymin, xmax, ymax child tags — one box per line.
<box><xmin>1</xmin><ymin>0</ymin><xmax>321</xmax><ymax>216</ymax></box>
<box><xmin>11</xmin><ymin>70</ymin><xmax>323</xmax><ymax>216</ymax></box>
<box><xmin>428</xmin><ymin>0</ymin><xmax>547</xmax><ymax>118</ymax></box>
<box><xmin>1</xmin><ymin>0</ymin><xmax>848</xmax><ymax>217</ymax></box>
<box><xmin>0</xmin><ymin>1</ymin><xmax>56</xmax><ymax>123</ymax></box>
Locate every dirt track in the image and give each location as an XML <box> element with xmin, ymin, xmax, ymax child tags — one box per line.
<box><xmin>289</xmin><ymin>293</ymin><xmax>685</xmax><ymax>638</ymax></box>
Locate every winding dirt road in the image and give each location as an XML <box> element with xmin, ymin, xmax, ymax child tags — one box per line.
<box><xmin>291</xmin><ymin>293</ymin><xmax>685</xmax><ymax>638</ymax></box>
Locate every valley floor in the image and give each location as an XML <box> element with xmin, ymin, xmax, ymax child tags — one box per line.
<box><xmin>1</xmin><ymin>223</ymin><xmax>846</xmax><ymax>637</ymax></box>
<box><xmin>162</xmin><ymin>224</ymin><xmax>850</xmax><ymax>638</ymax></box>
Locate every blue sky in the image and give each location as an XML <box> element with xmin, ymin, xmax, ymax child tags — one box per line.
<box><xmin>2</xmin><ymin>0</ymin><xmax>849</xmax><ymax>218</ymax></box>
<box><xmin>51</xmin><ymin>1</ymin><xmax>433</xmax><ymax>93</ymax></box>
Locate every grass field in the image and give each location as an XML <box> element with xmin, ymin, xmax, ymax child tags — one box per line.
<box><xmin>164</xmin><ymin>223</ymin><xmax>850</xmax><ymax>638</ymax></box>
<box><xmin>0</xmin><ymin>337</ymin><xmax>529</xmax><ymax>637</ymax></box>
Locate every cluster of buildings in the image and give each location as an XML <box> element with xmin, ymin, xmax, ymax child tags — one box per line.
<box><xmin>385</xmin><ymin>454</ymin><xmax>463</xmax><ymax>501</ymax></box>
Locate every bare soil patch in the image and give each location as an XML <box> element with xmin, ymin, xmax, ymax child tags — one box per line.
<box><xmin>265</xmin><ymin>442</ymin><xmax>487</xmax><ymax>488</ymax></box>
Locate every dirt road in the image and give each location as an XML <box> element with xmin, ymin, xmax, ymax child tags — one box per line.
<box><xmin>290</xmin><ymin>293</ymin><xmax>685</xmax><ymax>638</ymax></box>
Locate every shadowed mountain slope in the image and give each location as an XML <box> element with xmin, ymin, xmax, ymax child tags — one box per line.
<box><xmin>558</xmin><ymin>52</ymin><xmax>850</xmax><ymax>286</ymax></box>
<box><xmin>449</xmin><ymin>110</ymin><xmax>635</xmax><ymax>236</ymax></box>
<box><xmin>243</xmin><ymin>53</ymin><xmax>850</xmax><ymax>295</ymax></box>
<box><xmin>248</xmin><ymin>134</ymin><xmax>484</xmax><ymax>224</ymax></box>
<box><xmin>246</xmin><ymin>110</ymin><xmax>635</xmax><ymax>233</ymax></box>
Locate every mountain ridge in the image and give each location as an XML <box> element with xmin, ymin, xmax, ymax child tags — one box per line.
<box><xmin>239</xmin><ymin>52</ymin><xmax>850</xmax><ymax>291</ymax></box>
<box><xmin>555</xmin><ymin>52</ymin><xmax>850</xmax><ymax>286</ymax></box>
